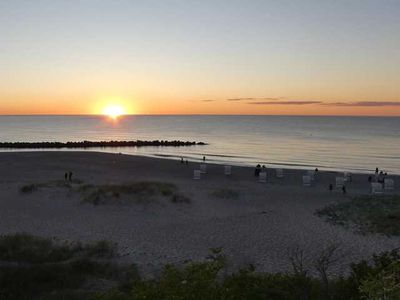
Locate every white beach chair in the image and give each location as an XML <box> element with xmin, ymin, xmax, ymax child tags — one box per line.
<box><xmin>259</xmin><ymin>172</ymin><xmax>267</xmax><ymax>183</ymax></box>
<box><xmin>224</xmin><ymin>165</ymin><xmax>232</xmax><ymax>175</ymax></box>
<box><xmin>371</xmin><ymin>182</ymin><xmax>383</xmax><ymax>194</ymax></box>
<box><xmin>307</xmin><ymin>170</ymin><xmax>315</xmax><ymax>181</ymax></box>
<box><xmin>200</xmin><ymin>164</ymin><xmax>207</xmax><ymax>174</ymax></box>
<box><xmin>335</xmin><ymin>177</ymin><xmax>345</xmax><ymax>189</ymax></box>
<box><xmin>343</xmin><ymin>172</ymin><xmax>352</xmax><ymax>182</ymax></box>
<box><xmin>384</xmin><ymin>178</ymin><xmax>394</xmax><ymax>191</ymax></box>
<box><xmin>193</xmin><ymin>170</ymin><xmax>201</xmax><ymax>180</ymax></box>
<box><xmin>302</xmin><ymin>175</ymin><xmax>311</xmax><ymax>186</ymax></box>
<box><xmin>276</xmin><ymin>168</ymin><xmax>283</xmax><ymax>178</ymax></box>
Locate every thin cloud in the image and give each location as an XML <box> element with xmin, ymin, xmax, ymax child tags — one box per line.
<box><xmin>323</xmin><ymin>101</ymin><xmax>400</xmax><ymax>107</ymax></box>
<box><xmin>227</xmin><ymin>97</ymin><xmax>283</xmax><ymax>101</ymax></box>
<box><xmin>199</xmin><ymin>99</ymin><xmax>216</xmax><ymax>102</ymax></box>
<box><xmin>227</xmin><ymin>98</ymin><xmax>256</xmax><ymax>101</ymax></box>
<box><xmin>248</xmin><ymin>101</ymin><xmax>322</xmax><ymax>105</ymax></box>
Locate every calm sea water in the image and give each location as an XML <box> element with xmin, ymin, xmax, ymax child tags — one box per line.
<box><xmin>0</xmin><ymin>115</ymin><xmax>399</xmax><ymax>174</ymax></box>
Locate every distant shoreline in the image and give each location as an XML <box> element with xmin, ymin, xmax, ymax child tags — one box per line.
<box><xmin>0</xmin><ymin>140</ymin><xmax>207</xmax><ymax>149</ymax></box>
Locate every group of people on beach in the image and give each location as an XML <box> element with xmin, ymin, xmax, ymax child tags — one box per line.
<box><xmin>64</xmin><ymin>171</ymin><xmax>73</xmax><ymax>181</ymax></box>
<box><xmin>254</xmin><ymin>164</ymin><xmax>266</xmax><ymax>176</ymax></box>
<box><xmin>180</xmin><ymin>155</ymin><xmax>206</xmax><ymax>165</ymax></box>
<box><xmin>368</xmin><ymin>167</ymin><xmax>388</xmax><ymax>184</ymax></box>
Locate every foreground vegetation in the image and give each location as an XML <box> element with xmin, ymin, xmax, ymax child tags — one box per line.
<box><xmin>0</xmin><ymin>233</ymin><xmax>138</xmax><ymax>300</ymax></box>
<box><xmin>0</xmin><ymin>234</ymin><xmax>399</xmax><ymax>299</ymax></box>
<box><xmin>316</xmin><ymin>195</ymin><xmax>400</xmax><ymax>236</ymax></box>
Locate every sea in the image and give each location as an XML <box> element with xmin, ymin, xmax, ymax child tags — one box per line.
<box><xmin>0</xmin><ymin>115</ymin><xmax>399</xmax><ymax>174</ymax></box>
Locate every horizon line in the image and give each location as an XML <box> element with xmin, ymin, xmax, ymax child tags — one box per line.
<box><xmin>0</xmin><ymin>113</ymin><xmax>399</xmax><ymax>118</ymax></box>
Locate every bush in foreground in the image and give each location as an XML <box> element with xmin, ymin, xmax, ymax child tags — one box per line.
<box><xmin>1</xmin><ymin>234</ymin><xmax>399</xmax><ymax>299</ymax></box>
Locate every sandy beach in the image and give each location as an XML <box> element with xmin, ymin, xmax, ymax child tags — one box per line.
<box><xmin>0</xmin><ymin>151</ymin><xmax>399</xmax><ymax>276</ymax></box>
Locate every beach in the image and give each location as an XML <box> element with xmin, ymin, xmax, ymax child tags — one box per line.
<box><xmin>0</xmin><ymin>151</ymin><xmax>399</xmax><ymax>276</ymax></box>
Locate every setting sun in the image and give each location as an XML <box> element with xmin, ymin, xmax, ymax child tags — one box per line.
<box><xmin>102</xmin><ymin>104</ymin><xmax>125</xmax><ymax>119</ymax></box>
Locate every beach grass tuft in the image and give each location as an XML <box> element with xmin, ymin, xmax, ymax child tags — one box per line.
<box><xmin>316</xmin><ymin>195</ymin><xmax>400</xmax><ymax>236</ymax></box>
<box><xmin>210</xmin><ymin>188</ymin><xmax>240</xmax><ymax>200</ymax></box>
<box><xmin>20</xmin><ymin>180</ymin><xmax>74</xmax><ymax>193</ymax></box>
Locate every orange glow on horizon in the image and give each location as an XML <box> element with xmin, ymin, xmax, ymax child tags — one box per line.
<box><xmin>0</xmin><ymin>94</ymin><xmax>399</xmax><ymax>116</ymax></box>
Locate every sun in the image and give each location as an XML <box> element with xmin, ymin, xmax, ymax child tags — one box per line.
<box><xmin>102</xmin><ymin>104</ymin><xmax>125</xmax><ymax>119</ymax></box>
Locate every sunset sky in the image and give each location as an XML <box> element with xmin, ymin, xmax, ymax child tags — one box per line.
<box><xmin>1</xmin><ymin>0</ymin><xmax>399</xmax><ymax>116</ymax></box>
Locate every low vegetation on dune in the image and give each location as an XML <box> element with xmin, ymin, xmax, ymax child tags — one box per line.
<box><xmin>0</xmin><ymin>233</ymin><xmax>138</xmax><ymax>300</ymax></box>
<box><xmin>19</xmin><ymin>180</ymin><xmax>190</xmax><ymax>205</ymax></box>
<box><xmin>210</xmin><ymin>188</ymin><xmax>240</xmax><ymax>200</ymax></box>
<box><xmin>316</xmin><ymin>195</ymin><xmax>400</xmax><ymax>236</ymax></box>
<box><xmin>20</xmin><ymin>180</ymin><xmax>75</xmax><ymax>193</ymax></box>
<box><xmin>80</xmin><ymin>182</ymin><xmax>190</xmax><ymax>205</ymax></box>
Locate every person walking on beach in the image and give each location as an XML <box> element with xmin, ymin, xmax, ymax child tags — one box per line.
<box><xmin>181</xmin><ymin>157</ymin><xmax>184</xmax><ymax>164</ymax></box>
<box><xmin>64</xmin><ymin>172</ymin><xmax>68</xmax><ymax>181</ymax></box>
<box><xmin>203</xmin><ymin>156</ymin><xmax>206</xmax><ymax>162</ymax></box>
<box><xmin>68</xmin><ymin>171</ymin><xmax>73</xmax><ymax>181</ymax></box>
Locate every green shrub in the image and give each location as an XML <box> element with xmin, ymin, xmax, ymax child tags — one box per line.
<box><xmin>316</xmin><ymin>195</ymin><xmax>400</xmax><ymax>235</ymax></box>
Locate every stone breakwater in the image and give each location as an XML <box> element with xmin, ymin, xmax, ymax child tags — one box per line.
<box><xmin>0</xmin><ymin>140</ymin><xmax>207</xmax><ymax>149</ymax></box>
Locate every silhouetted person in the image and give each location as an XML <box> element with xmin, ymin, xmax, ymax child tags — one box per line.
<box><xmin>68</xmin><ymin>171</ymin><xmax>73</xmax><ymax>181</ymax></box>
<box><xmin>203</xmin><ymin>156</ymin><xmax>206</xmax><ymax>162</ymax></box>
<box><xmin>342</xmin><ymin>186</ymin><xmax>346</xmax><ymax>194</ymax></box>
<box><xmin>255</xmin><ymin>164</ymin><xmax>261</xmax><ymax>177</ymax></box>
<box><xmin>329</xmin><ymin>183</ymin><xmax>333</xmax><ymax>191</ymax></box>
<box><xmin>315</xmin><ymin>168</ymin><xmax>319</xmax><ymax>172</ymax></box>
<box><xmin>181</xmin><ymin>157</ymin><xmax>184</xmax><ymax>164</ymax></box>
<box><xmin>378</xmin><ymin>171</ymin><xmax>384</xmax><ymax>183</ymax></box>
<box><xmin>262</xmin><ymin>165</ymin><xmax>266</xmax><ymax>170</ymax></box>
<box><xmin>64</xmin><ymin>172</ymin><xmax>68</xmax><ymax>181</ymax></box>
<box><xmin>375</xmin><ymin>167</ymin><xmax>379</xmax><ymax>174</ymax></box>
<box><xmin>368</xmin><ymin>175</ymin><xmax>372</xmax><ymax>182</ymax></box>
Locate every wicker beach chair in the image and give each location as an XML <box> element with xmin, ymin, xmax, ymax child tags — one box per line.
<box><xmin>335</xmin><ymin>177</ymin><xmax>345</xmax><ymax>189</ymax></box>
<box><xmin>384</xmin><ymin>178</ymin><xmax>394</xmax><ymax>191</ymax></box>
<box><xmin>371</xmin><ymin>182</ymin><xmax>383</xmax><ymax>194</ymax></box>
<box><xmin>224</xmin><ymin>165</ymin><xmax>232</xmax><ymax>175</ymax></box>
<box><xmin>302</xmin><ymin>175</ymin><xmax>311</xmax><ymax>186</ymax></box>
<box><xmin>193</xmin><ymin>170</ymin><xmax>201</xmax><ymax>180</ymax></box>
<box><xmin>200</xmin><ymin>164</ymin><xmax>207</xmax><ymax>174</ymax></box>
<box><xmin>307</xmin><ymin>170</ymin><xmax>315</xmax><ymax>181</ymax></box>
<box><xmin>259</xmin><ymin>172</ymin><xmax>267</xmax><ymax>183</ymax></box>
<box><xmin>343</xmin><ymin>172</ymin><xmax>352</xmax><ymax>182</ymax></box>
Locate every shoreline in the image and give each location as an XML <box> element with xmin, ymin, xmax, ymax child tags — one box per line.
<box><xmin>0</xmin><ymin>149</ymin><xmax>397</xmax><ymax>176</ymax></box>
<box><xmin>0</xmin><ymin>151</ymin><xmax>399</xmax><ymax>276</ymax></box>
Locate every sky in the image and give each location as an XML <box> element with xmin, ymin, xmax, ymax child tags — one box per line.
<box><xmin>0</xmin><ymin>0</ymin><xmax>400</xmax><ymax>116</ymax></box>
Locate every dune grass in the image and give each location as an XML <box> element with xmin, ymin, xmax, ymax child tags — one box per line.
<box><xmin>316</xmin><ymin>195</ymin><xmax>400</xmax><ymax>236</ymax></box>
<box><xmin>79</xmin><ymin>181</ymin><xmax>190</xmax><ymax>205</ymax></box>
<box><xmin>20</xmin><ymin>180</ymin><xmax>76</xmax><ymax>193</ymax></box>
<box><xmin>210</xmin><ymin>188</ymin><xmax>240</xmax><ymax>200</ymax></box>
<box><xmin>20</xmin><ymin>180</ymin><xmax>190</xmax><ymax>205</ymax></box>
